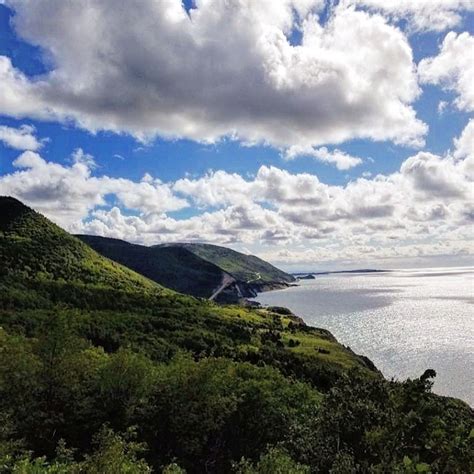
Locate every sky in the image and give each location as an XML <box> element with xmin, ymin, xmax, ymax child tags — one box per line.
<box><xmin>0</xmin><ymin>0</ymin><xmax>473</xmax><ymax>271</ymax></box>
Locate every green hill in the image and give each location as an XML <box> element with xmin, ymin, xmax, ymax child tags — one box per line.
<box><xmin>0</xmin><ymin>196</ymin><xmax>472</xmax><ymax>473</ymax></box>
<box><xmin>76</xmin><ymin>236</ymin><xmax>294</xmax><ymax>301</ymax></box>
<box><xmin>0</xmin><ymin>197</ymin><xmax>181</xmax><ymax>312</ymax></box>
<box><xmin>0</xmin><ymin>197</ymin><xmax>164</xmax><ymax>293</ymax></box>
<box><xmin>77</xmin><ymin>235</ymin><xmax>229</xmax><ymax>299</ymax></box>
<box><xmin>161</xmin><ymin>242</ymin><xmax>295</xmax><ymax>284</ymax></box>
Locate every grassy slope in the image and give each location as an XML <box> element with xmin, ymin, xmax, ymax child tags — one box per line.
<box><xmin>0</xmin><ymin>196</ymin><xmax>369</xmax><ymax>378</ymax></box>
<box><xmin>160</xmin><ymin>242</ymin><xmax>295</xmax><ymax>283</ymax></box>
<box><xmin>0</xmin><ymin>198</ymin><xmax>165</xmax><ymax>293</ymax></box>
<box><xmin>77</xmin><ymin>235</ymin><xmax>228</xmax><ymax>298</ymax></box>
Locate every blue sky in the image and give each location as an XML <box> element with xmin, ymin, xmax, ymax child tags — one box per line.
<box><xmin>0</xmin><ymin>1</ymin><xmax>472</xmax><ymax>270</ymax></box>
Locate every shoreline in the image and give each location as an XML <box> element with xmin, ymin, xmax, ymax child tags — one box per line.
<box><xmin>250</xmin><ymin>271</ymin><xmax>474</xmax><ymax>406</ymax></box>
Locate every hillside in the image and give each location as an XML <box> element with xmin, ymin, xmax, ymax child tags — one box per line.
<box><xmin>0</xmin><ymin>196</ymin><xmax>176</xmax><ymax>293</ymax></box>
<box><xmin>162</xmin><ymin>242</ymin><xmax>294</xmax><ymax>284</ymax></box>
<box><xmin>0</xmin><ymin>196</ymin><xmax>472</xmax><ymax>473</ymax></box>
<box><xmin>0</xmin><ymin>195</ymin><xmax>374</xmax><ymax>377</ymax></box>
<box><xmin>159</xmin><ymin>242</ymin><xmax>295</xmax><ymax>300</ymax></box>
<box><xmin>77</xmin><ymin>236</ymin><xmax>295</xmax><ymax>302</ymax></box>
<box><xmin>77</xmin><ymin>235</ymin><xmax>229</xmax><ymax>299</ymax></box>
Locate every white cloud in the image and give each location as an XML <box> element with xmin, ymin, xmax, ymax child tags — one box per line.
<box><xmin>351</xmin><ymin>0</ymin><xmax>474</xmax><ymax>33</ymax></box>
<box><xmin>454</xmin><ymin>119</ymin><xmax>474</xmax><ymax>159</ymax></box>
<box><xmin>400</xmin><ymin>151</ymin><xmax>470</xmax><ymax>199</ymax></box>
<box><xmin>174</xmin><ymin>170</ymin><xmax>252</xmax><ymax>207</ymax></box>
<box><xmin>73</xmin><ymin>201</ymin><xmax>291</xmax><ymax>247</ymax></box>
<box><xmin>0</xmin><ymin>124</ymin><xmax>42</xmax><ymax>151</ymax></box>
<box><xmin>258</xmin><ymin>238</ymin><xmax>474</xmax><ymax>270</ymax></box>
<box><xmin>285</xmin><ymin>145</ymin><xmax>363</xmax><ymax>169</ymax></box>
<box><xmin>1</xmin><ymin>130</ymin><xmax>473</xmax><ymax>269</ymax></box>
<box><xmin>71</xmin><ymin>148</ymin><xmax>97</xmax><ymax>169</ymax></box>
<box><xmin>0</xmin><ymin>56</ymin><xmax>49</xmax><ymax>119</ymax></box>
<box><xmin>69</xmin><ymin>122</ymin><xmax>474</xmax><ymax>266</ymax></box>
<box><xmin>0</xmin><ymin>0</ymin><xmax>426</xmax><ymax>149</ymax></box>
<box><xmin>453</xmin><ymin>119</ymin><xmax>474</xmax><ymax>179</ymax></box>
<box><xmin>453</xmin><ymin>119</ymin><xmax>474</xmax><ymax>160</ymax></box>
<box><xmin>0</xmin><ymin>150</ymin><xmax>188</xmax><ymax>226</ymax></box>
<box><xmin>437</xmin><ymin>100</ymin><xmax>448</xmax><ymax>115</ymax></box>
<box><xmin>419</xmin><ymin>32</ymin><xmax>474</xmax><ymax>112</ymax></box>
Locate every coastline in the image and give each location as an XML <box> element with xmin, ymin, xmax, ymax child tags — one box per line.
<box><xmin>251</xmin><ymin>269</ymin><xmax>474</xmax><ymax>406</ymax></box>
<box><xmin>215</xmin><ymin>278</ymin><xmax>296</xmax><ymax>304</ymax></box>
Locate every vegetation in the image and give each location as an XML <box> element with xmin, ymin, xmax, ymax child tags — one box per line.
<box><xmin>0</xmin><ymin>197</ymin><xmax>472</xmax><ymax>473</ymax></box>
<box><xmin>159</xmin><ymin>242</ymin><xmax>295</xmax><ymax>284</ymax></box>
<box><xmin>0</xmin><ymin>197</ymin><xmax>165</xmax><ymax>295</ymax></box>
<box><xmin>76</xmin><ymin>235</ymin><xmax>227</xmax><ymax>298</ymax></box>
<box><xmin>76</xmin><ymin>237</ymin><xmax>295</xmax><ymax>301</ymax></box>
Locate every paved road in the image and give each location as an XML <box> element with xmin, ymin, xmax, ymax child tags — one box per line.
<box><xmin>209</xmin><ymin>273</ymin><xmax>235</xmax><ymax>300</ymax></box>
<box><xmin>246</xmin><ymin>272</ymin><xmax>261</xmax><ymax>283</ymax></box>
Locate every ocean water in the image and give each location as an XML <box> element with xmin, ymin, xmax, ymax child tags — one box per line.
<box><xmin>254</xmin><ymin>267</ymin><xmax>474</xmax><ymax>405</ymax></box>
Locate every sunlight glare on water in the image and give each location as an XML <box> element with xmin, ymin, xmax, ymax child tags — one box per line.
<box><xmin>254</xmin><ymin>267</ymin><xmax>474</xmax><ymax>405</ymax></box>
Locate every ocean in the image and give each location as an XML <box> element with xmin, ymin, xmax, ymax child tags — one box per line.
<box><xmin>254</xmin><ymin>267</ymin><xmax>474</xmax><ymax>405</ymax></box>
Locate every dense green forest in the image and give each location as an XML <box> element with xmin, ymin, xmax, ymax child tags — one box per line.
<box><xmin>0</xmin><ymin>197</ymin><xmax>472</xmax><ymax>473</ymax></box>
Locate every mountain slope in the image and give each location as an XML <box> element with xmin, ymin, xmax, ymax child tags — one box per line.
<box><xmin>77</xmin><ymin>236</ymin><xmax>294</xmax><ymax>301</ymax></box>
<box><xmin>77</xmin><ymin>235</ymin><xmax>231</xmax><ymax>298</ymax></box>
<box><xmin>161</xmin><ymin>242</ymin><xmax>295</xmax><ymax>284</ymax></box>
<box><xmin>157</xmin><ymin>242</ymin><xmax>296</xmax><ymax>301</ymax></box>
<box><xmin>0</xmin><ymin>197</ymin><xmax>178</xmax><ymax>310</ymax></box>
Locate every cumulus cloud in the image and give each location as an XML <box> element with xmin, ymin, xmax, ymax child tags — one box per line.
<box><xmin>437</xmin><ymin>100</ymin><xmax>448</xmax><ymax>115</ymax></box>
<box><xmin>419</xmin><ymin>32</ymin><xmax>474</xmax><ymax>112</ymax></box>
<box><xmin>350</xmin><ymin>0</ymin><xmax>474</xmax><ymax>33</ymax></box>
<box><xmin>0</xmin><ymin>124</ymin><xmax>42</xmax><ymax>151</ymax></box>
<box><xmin>0</xmin><ymin>0</ymin><xmax>426</xmax><ymax>149</ymax></box>
<box><xmin>400</xmin><ymin>152</ymin><xmax>470</xmax><ymax>199</ymax></box>
<box><xmin>453</xmin><ymin>119</ymin><xmax>474</xmax><ymax>179</ymax></box>
<box><xmin>174</xmin><ymin>170</ymin><xmax>252</xmax><ymax>208</ymax></box>
<box><xmin>2</xmin><ymin>119</ymin><xmax>473</xmax><ymax>265</ymax></box>
<box><xmin>72</xmin><ymin>121</ymin><xmax>473</xmax><ymax>265</ymax></box>
<box><xmin>0</xmin><ymin>56</ymin><xmax>50</xmax><ymax>119</ymax></box>
<box><xmin>285</xmin><ymin>145</ymin><xmax>363</xmax><ymax>169</ymax></box>
<box><xmin>0</xmin><ymin>150</ymin><xmax>188</xmax><ymax>226</ymax></box>
<box><xmin>258</xmin><ymin>237</ymin><xmax>474</xmax><ymax>269</ymax></box>
<box><xmin>72</xmin><ymin>202</ymin><xmax>291</xmax><ymax>247</ymax></box>
<box><xmin>71</xmin><ymin>148</ymin><xmax>97</xmax><ymax>169</ymax></box>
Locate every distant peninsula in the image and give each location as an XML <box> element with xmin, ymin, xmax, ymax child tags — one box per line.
<box><xmin>293</xmin><ymin>269</ymin><xmax>391</xmax><ymax>277</ymax></box>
